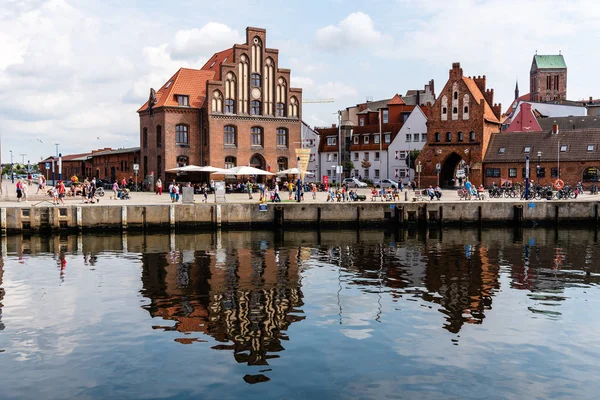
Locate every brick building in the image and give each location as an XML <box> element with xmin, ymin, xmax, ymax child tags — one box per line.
<box><xmin>138</xmin><ymin>27</ymin><xmax>302</xmax><ymax>183</ymax></box>
<box><xmin>416</xmin><ymin>62</ymin><xmax>502</xmax><ymax>187</ymax></box>
<box><xmin>88</xmin><ymin>147</ymin><xmax>140</xmax><ymax>183</ymax></box>
<box><xmin>529</xmin><ymin>54</ymin><xmax>567</xmax><ymax>102</ymax></box>
<box><xmin>38</xmin><ymin>153</ymin><xmax>92</xmax><ymax>182</ymax></box>
<box><xmin>316</xmin><ymin>94</ymin><xmax>420</xmax><ymax>182</ymax></box>
<box><xmin>483</xmin><ymin>103</ymin><xmax>600</xmax><ymax>186</ymax></box>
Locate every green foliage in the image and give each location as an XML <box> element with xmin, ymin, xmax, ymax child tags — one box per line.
<box><xmin>407</xmin><ymin>150</ymin><xmax>420</xmax><ymax>168</ymax></box>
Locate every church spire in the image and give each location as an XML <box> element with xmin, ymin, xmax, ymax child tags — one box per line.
<box><xmin>515</xmin><ymin>80</ymin><xmax>519</xmax><ymax>100</ymax></box>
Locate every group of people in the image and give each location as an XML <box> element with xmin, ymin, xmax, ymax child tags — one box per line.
<box><xmin>370</xmin><ymin>186</ymin><xmax>402</xmax><ymax>201</ymax></box>
<box><xmin>426</xmin><ymin>185</ymin><xmax>444</xmax><ymax>200</ymax></box>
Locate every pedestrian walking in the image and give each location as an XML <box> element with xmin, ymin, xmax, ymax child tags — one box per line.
<box><xmin>273</xmin><ymin>183</ymin><xmax>281</xmax><ymax>202</ymax></box>
<box><xmin>37</xmin><ymin>176</ymin><xmax>45</xmax><ymax>194</ymax></box>
<box><xmin>112</xmin><ymin>181</ymin><xmax>119</xmax><ymax>200</ymax></box>
<box><xmin>16</xmin><ymin>179</ymin><xmax>23</xmax><ymax>202</ymax></box>
<box><xmin>88</xmin><ymin>178</ymin><xmax>98</xmax><ymax>203</ymax></box>
<box><xmin>169</xmin><ymin>181</ymin><xmax>176</xmax><ymax>203</ymax></box>
<box><xmin>22</xmin><ymin>181</ymin><xmax>28</xmax><ymax>202</ymax></box>
<box><xmin>51</xmin><ymin>185</ymin><xmax>59</xmax><ymax>205</ymax></box>
<box><xmin>156</xmin><ymin>178</ymin><xmax>162</xmax><ymax>195</ymax></box>
<box><xmin>58</xmin><ymin>180</ymin><xmax>66</xmax><ymax>205</ymax></box>
<box><xmin>247</xmin><ymin>180</ymin><xmax>253</xmax><ymax>200</ymax></box>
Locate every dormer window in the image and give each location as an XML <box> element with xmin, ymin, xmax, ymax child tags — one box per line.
<box><xmin>523</xmin><ymin>146</ymin><xmax>531</xmax><ymax>153</ymax></box>
<box><xmin>359</xmin><ymin>118</ymin><xmax>365</xmax><ymax>126</ymax></box>
<box><xmin>560</xmin><ymin>145</ymin><xmax>568</xmax><ymax>152</ymax></box>
<box><xmin>588</xmin><ymin>145</ymin><xmax>595</xmax><ymax>151</ymax></box>
<box><xmin>353</xmin><ymin>136</ymin><xmax>359</xmax><ymax>144</ymax></box>
<box><xmin>364</xmin><ymin>135</ymin><xmax>370</xmax><ymax>144</ymax></box>
<box><xmin>498</xmin><ymin>147</ymin><xmax>505</xmax><ymax>154</ymax></box>
<box><xmin>177</xmin><ymin>95</ymin><xmax>189</xmax><ymax>106</ymax></box>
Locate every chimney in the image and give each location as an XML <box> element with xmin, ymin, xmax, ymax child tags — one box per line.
<box><xmin>416</xmin><ymin>90</ymin><xmax>421</xmax><ymax>106</ymax></box>
<box><xmin>552</xmin><ymin>124</ymin><xmax>559</xmax><ymax>134</ymax></box>
<box><xmin>590</xmin><ymin>96</ymin><xmax>594</xmax><ymax>104</ymax></box>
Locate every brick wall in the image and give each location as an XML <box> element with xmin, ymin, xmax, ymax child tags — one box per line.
<box><xmin>416</xmin><ymin>63</ymin><xmax>501</xmax><ymax>187</ymax></box>
<box><xmin>530</xmin><ymin>68</ymin><xmax>567</xmax><ymax>102</ymax></box>
<box><xmin>207</xmin><ymin>115</ymin><xmax>301</xmax><ymax>173</ymax></box>
<box><xmin>482</xmin><ymin>161</ymin><xmax>599</xmax><ymax>187</ymax></box>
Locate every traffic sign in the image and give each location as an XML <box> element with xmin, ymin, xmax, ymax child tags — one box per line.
<box><xmin>133</xmin><ymin>164</ymin><xmax>139</xmax><ymax>171</ymax></box>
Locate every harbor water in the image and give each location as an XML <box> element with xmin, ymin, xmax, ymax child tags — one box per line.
<box><xmin>0</xmin><ymin>228</ymin><xmax>599</xmax><ymax>399</ymax></box>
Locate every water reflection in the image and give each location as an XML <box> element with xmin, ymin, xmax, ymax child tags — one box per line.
<box><xmin>1</xmin><ymin>227</ymin><xmax>600</xmax><ymax>394</ymax></box>
<box><xmin>140</xmin><ymin>242</ymin><xmax>305</xmax><ymax>383</ymax></box>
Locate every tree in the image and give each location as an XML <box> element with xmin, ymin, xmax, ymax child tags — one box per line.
<box><xmin>343</xmin><ymin>160</ymin><xmax>354</xmax><ymax>171</ymax></box>
<box><xmin>406</xmin><ymin>150</ymin><xmax>421</xmax><ymax>169</ymax></box>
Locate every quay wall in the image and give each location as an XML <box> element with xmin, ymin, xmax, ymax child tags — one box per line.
<box><xmin>0</xmin><ymin>201</ymin><xmax>599</xmax><ymax>233</ymax></box>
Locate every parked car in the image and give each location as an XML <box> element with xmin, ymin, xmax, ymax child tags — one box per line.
<box><xmin>374</xmin><ymin>179</ymin><xmax>400</xmax><ymax>189</ymax></box>
<box><xmin>343</xmin><ymin>177</ymin><xmax>367</xmax><ymax>188</ymax></box>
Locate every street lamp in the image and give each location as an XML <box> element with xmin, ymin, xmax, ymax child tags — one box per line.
<box><xmin>9</xmin><ymin>150</ymin><xmax>14</xmax><ymax>183</ymax></box>
<box><xmin>557</xmin><ymin>139</ymin><xmax>560</xmax><ymax>181</ymax></box>
<box><xmin>407</xmin><ymin>126</ymin><xmax>411</xmax><ymax>184</ymax></box>
<box><xmin>537</xmin><ymin>151</ymin><xmax>542</xmax><ymax>185</ymax></box>
<box><xmin>525</xmin><ymin>155</ymin><xmax>530</xmax><ymax>200</ymax></box>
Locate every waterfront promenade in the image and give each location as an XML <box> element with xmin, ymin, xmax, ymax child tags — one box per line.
<box><xmin>0</xmin><ymin>183</ymin><xmax>598</xmax><ymax>207</ymax></box>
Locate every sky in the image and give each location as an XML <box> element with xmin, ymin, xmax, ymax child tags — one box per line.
<box><xmin>2</xmin><ymin>0</ymin><xmax>600</xmax><ymax>162</ymax></box>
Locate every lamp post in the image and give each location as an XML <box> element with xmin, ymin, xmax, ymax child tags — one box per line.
<box><xmin>537</xmin><ymin>151</ymin><xmax>542</xmax><ymax>185</ymax></box>
<box><xmin>557</xmin><ymin>139</ymin><xmax>560</xmax><ymax>181</ymax></box>
<box><xmin>417</xmin><ymin>161</ymin><xmax>422</xmax><ymax>190</ymax></box>
<box><xmin>525</xmin><ymin>155</ymin><xmax>530</xmax><ymax>200</ymax></box>
<box><xmin>337</xmin><ymin>111</ymin><xmax>341</xmax><ymax>189</ymax></box>
<box><xmin>9</xmin><ymin>150</ymin><xmax>14</xmax><ymax>183</ymax></box>
<box><xmin>407</xmin><ymin>126</ymin><xmax>411</xmax><ymax>184</ymax></box>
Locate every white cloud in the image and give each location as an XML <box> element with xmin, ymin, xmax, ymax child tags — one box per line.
<box><xmin>315</xmin><ymin>12</ymin><xmax>390</xmax><ymax>51</ymax></box>
<box><xmin>291</xmin><ymin>76</ymin><xmax>315</xmax><ymax>90</ymax></box>
<box><xmin>169</xmin><ymin>23</ymin><xmax>243</xmax><ymax>59</ymax></box>
<box><xmin>318</xmin><ymin>82</ymin><xmax>358</xmax><ymax>99</ymax></box>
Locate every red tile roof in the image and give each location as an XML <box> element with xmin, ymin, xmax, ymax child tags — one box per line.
<box><xmin>39</xmin><ymin>152</ymin><xmax>91</xmax><ymax>163</ymax></box>
<box><xmin>201</xmin><ymin>47</ymin><xmax>234</xmax><ymax>81</ymax></box>
<box><xmin>462</xmin><ymin>77</ymin><xmax>500</xmax><ymax>124</ymax></box>
<box><xmin>138</xmin><ymin>68</ymin><xmax>216</xmax><ymax>112</ymax></box>
<box><xmin>387</xmin><ymin>94</ymin><xmax>406</xmax><ymax>106</ymax></box>
<box><xmin>504</xmin><ymin>93</ymin><xmax>530</xmax><ymax>116</ymax></box>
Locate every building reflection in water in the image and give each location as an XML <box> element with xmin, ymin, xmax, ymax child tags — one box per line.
<box><xmin>0</xmin><ymin>252</ymin><xmax>4</xmax><ymax>332</ymax></box>
<box><xmin>140</xmin><ymin>242</ymin><xmax>305</xmax><ymax>383</ymax></box>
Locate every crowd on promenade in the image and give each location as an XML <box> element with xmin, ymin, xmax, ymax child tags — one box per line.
<box><xmin>5</xmin><ymin>173</ymin><xmax>600</xmax><ymax>205</ymax></box>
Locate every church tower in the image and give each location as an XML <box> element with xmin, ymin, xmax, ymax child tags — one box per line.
<box><xmin>529</xmin><ymin>53</ymin><xmax>567</xmax><ymax>102</ymax></box>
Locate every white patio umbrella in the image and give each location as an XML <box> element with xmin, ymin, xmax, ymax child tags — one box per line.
<box><xmin>213</xmin><ymin>166</ymin><xmax>274</xmax><ymax>176</ymax></box>
<box><xmin>276</xmin><ymin>168</ymin><xmax>314</xmax><ymax>176</ymax></box>
<box><xmin>166</xmin><ymin>165</ymin><xmax>228</xmax><ymax>173</ymax></box>
<box><xmin>165</xmin><ymin>165</ymin><xmax>203</xmax><ymax>173</ymax></box>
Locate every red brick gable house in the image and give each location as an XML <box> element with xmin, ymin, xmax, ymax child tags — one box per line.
<box><xmin>416</xmin><ymin>62</ymin><xmax>502</xmax><ymax>187</ymax></box>
<box><xmin>138</xmin><ymin>27</ymin><xmax>302</xmax><ymax>183</ymax></box>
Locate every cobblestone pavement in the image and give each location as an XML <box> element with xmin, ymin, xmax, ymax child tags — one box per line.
<box><xmin>0</xmin><ymin>182</ymin><xmax>598</xmax><ymax>206</ymax></box>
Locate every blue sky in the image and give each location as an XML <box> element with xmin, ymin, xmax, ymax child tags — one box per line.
<box><xmin>2</xmin><ymin>0</ymin><xmax>600</xmax><ymax>161</ymax></box>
